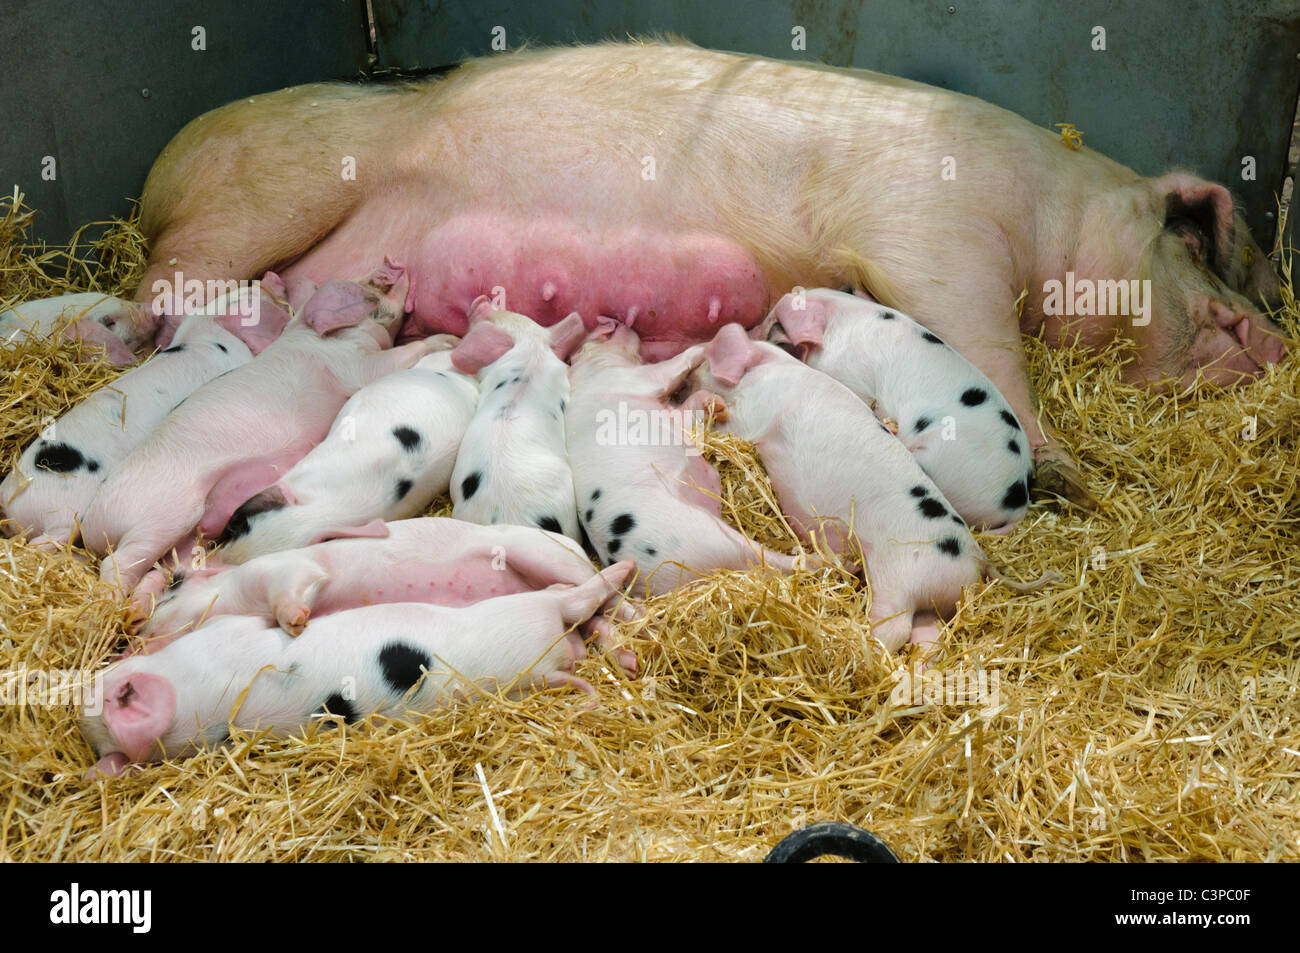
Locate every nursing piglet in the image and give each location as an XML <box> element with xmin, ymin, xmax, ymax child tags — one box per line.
<box><xmin>82</xmin><ymin>561</ymin><xmax>635</xmax><ymax>775</ymax></box>
<box><xmin>566</xmin><ymin>322</ymin><xmax>802</xmax><ymax>595</ymax></box>
<box><xmin>216</xmin><ymin>336</ymin><xmax>478</xmax><ymax>563</ymax></box>
<box><xmin>449</xmin><ymin>299</ymin><xmax>587</xmax><ymax>540</ymax></box>
<box><xmin>1</xmin><ymin>292</ymin><xmax>159</xmax><ymax>364</ymax></box>
<box><xmin>0</xmin><ymin>311</ymin><xmax>256</xmax><ymax>547</ymax></box>
<box><xmin>141</xmin><ymin>517</ymin><xmax>637</xmax><ymax>673</ymax></box>
<box><xmin>80</xmin><ymin>265</ymin><xmax>428</xmax><ymax>592</ymax></box>
<box><xmin>690</xmin><ymin>323</ymin><xmax>1048</xmax><ymax>652</ymax></box>
<box><xmin>760</xmin><ymin>288</ymin><xmax>1033</xmax><ymax>530</ymax></box>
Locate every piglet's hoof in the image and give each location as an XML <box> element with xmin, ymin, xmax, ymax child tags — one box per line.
<box><xmin>764</xmin><ymin>821</ymin><xmax>901</xmax><ymax>863</ymax></box>
<box><xmin>1031</xmin><ymin>454</ymin><xmax>1097</xmax><ymax>511</ymax></box>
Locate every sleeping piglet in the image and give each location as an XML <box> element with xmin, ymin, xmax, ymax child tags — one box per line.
<box><xmin>758</xmin><ymin>288</ymin><xmax>1033</xmax><ymax>530</ymax></box>
<box><xmin>567</xmin><ymin>320</ymin><xmax>803</xmax><ymax>595</ymax></box>
<box><xmin>1</xmin><ymin>292</ymin><xmax>159</xmax><ymax>365</ymax></box>
<box><xmin>80</xmin><ymin>263</ymin><xmax>429</xmax><ymax>593</ymax></box>
<box><xmin>449</xmin><ymin>297</ymin><xmax>587</xmax><ymax>540</ymax></box>
<box><xmin>82</xmin><ymin>560</ymin><xmax>635</xmax><ymax>775</ymax></box>
<box><xmin>1</xmin><ymin>311</ymin><xmax>255</xmax><ymax>548</ymax></box>
<box><xmin>215</xmin><ymin>335</ymin><xmax>478</xmax><ymax>563</ymax></box>
<box><xmin>688</xmin><ymin>323</ymin><xmax>1054</xmax><ymax>652</ymax></box>
<box><xmin>139</xmin><ymin>516</ymin><xmax>638</xmax><ymax>672</ymax></box>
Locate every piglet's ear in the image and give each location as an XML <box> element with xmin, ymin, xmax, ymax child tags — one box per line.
<box><xmin>704</xmin><ymin>323</ymin><xmax>760</xmax><ymax>387</ymax></box>
<box><xmin>771</xmin><ymin>295</ymin><xmax>828</xmax><ymax>348</ymax></box>
<box><xmin>102</xmin><ymin>672</ymin><xmax>176</xmax><ymax>764</ymax></box>
<box><xmin>214</xmin><ymin>294</ymin><xmax>292</xmax><ymax>354</ymax></box>
<box><xmin>309</xmin><ymin>518</ymin><xmax>390</xmax><ymax>546</ymax></box>
<box><xmin>466</xmin><ymin>294</ymin><xmax>497</xmax><ymax>324</ymax></box>
<box><xmin>548</xmin><ymin>311</ymin><xmax>588</xmax><ymax>360</ymax></box>
<box><xmin>450</xmin><ymin>322</ymin><xmax>514</xmax><ymax>374</ymax></box>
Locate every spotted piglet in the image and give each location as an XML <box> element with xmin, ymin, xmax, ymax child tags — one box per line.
<box><xmin>1</xmin><ymin>310</ymin><xmax>264</xmax><ymax>548</ymax></box>
<box><xmin>689</xmin><ymin>323</ymin><xmax>997</xmax><ymax>652</ymax></box>
<box><xmin>82</xmin><ymin>561</ymin><xmax>635</xmax><ymax>775</ymax></box>
<box><xmin>449</xmin><ymin>298</ymin><xmax>587</xmax><ymax>540</ymax></box>
<box><xmin>759</xmin><ymin>288</ymin><xmax>1033</xmax><ymax>531</ymax></box>
<box><xmin>142</xmin><ymin>517</ymin><xmax>638</xmax><ymax>673</ymax></box>
<box><xmin>567</xmin><ymin>321</ymin><xmax>803</xmax><ymax>595</ymax></box>
<box><xmin>80</xmin><ymin>264</ymin><xmax>429</xmax><ymax>593</ymax></box>
<box><xmin>216</xmin><ymin>336</ymin><xmax>478</xmax><ymax>563</ymax></box>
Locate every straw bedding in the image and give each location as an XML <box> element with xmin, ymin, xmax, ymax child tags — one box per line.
<box><xmin>1</xmin><ymin>191</ymin><xmax>1296</xmax><ymax>862</ymax></box>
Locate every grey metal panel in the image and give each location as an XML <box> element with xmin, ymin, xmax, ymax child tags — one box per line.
<box><xmin>0</xmin><ymin>0</ymin><xmax>369</xmax><ymax>243</ymax></box>
<box><xmin>373</xmin><ymin>0</ymin><xmax>1300</xmax><ymax>247</ymax></box>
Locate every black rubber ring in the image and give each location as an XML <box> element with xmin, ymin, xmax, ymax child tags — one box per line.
<box><xmin>763</xmin><ymin>821</ymin><xmax>901</xmax><ymax>863</ymax></box>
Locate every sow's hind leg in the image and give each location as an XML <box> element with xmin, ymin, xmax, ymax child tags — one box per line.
<box><xmin>131</xmin><ymin>83</ymin><xmax>383</xmax><ymax>311</ymax></box>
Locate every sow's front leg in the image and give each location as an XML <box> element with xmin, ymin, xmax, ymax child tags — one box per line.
<box><xmin>883</xmin><ymin>251</ymin><xmax>1096</xmax><ymax>509</ymax></box>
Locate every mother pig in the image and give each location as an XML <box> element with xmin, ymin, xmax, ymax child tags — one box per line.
<box><xmin>128</xmin><ymin>41</ymin><xmax>1288</xmax><ymax>503</ymax></box>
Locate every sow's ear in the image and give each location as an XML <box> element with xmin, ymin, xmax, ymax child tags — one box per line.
<box><xmin>704</xmin><ymin>322</ymin><xmax>761</xmax><ymax>387</ymax></box>
<box><xmin>1156</xmin><ymin>173</ymin><xmax>1235</xmax><ymax>276</ymax></box>
<box><xmin>450</xmin><ymin>321</ymin><xmax>514</xmax><ymax>373</ymax></box>
<box><xmin>101</xmin><ymin>672</ymin><xmax>177</xmax><ymax>763</ymax></box>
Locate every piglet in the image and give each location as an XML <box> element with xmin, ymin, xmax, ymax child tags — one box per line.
<box><xmin>140</xmin><ymin>516</ymin><xmax>638</xmax><ymax>672</ymax></box>
<box><xmin>759</xmin><ymin>288</ymin><xmax>1033</xmax><ymax>530</ymax></box>
<box><xmin>1</xmin><ymin>292</ymin><xmax>159</xmax><ymax>364</ymax></box>
<box><xmin>82</xmin><ymin>561</ymin><xmax>636</xmax><ymax>775</ymax></box>
<box><xmin>449</xmin><ymin>298</ymin><xmax>587</xmax><ymax>540</ymax></box>
<box><xmin>0</xmin><ymin>312</ymin><xmax>256</xmax><ymax>548</ymax></box>
<box><xmin>216</xmin><ymin>335</ymin><xmax>478</xmax><ymax>563</ymax></box>
<box><xmin>567</xmin><ymin>320</ymin><xmax>803</xmax><ymax>595</ymax></box>
<box><xmin>689</xmin><ymin>323</ymin><xmax>1054</xmax><ymax>652</ymax></box>
<box><xmin>80</xmin><ymin>265</ymin><xmax>428</xmax><ymax>593</ymax></box>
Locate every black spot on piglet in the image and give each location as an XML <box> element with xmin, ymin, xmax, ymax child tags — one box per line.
<box><xmin>395</xmin><ymin>479</ymin><xmax>413</xmax><ymax>500</ymax></box>
<box><xmin>379</xmin><ymin>643</ymin><xmax>432</xmax><ymax>694</ymax></box>
<box><xmin>1002</xmin><ymin>479</ymin><xmax>1029</xmax><ymax>510</ymax></box>
<box><xmin>914</xmin><ymin>417</ymin><xmax>931</xmax><ymax>433</ymax></box>
<box><xmin>34</xmin><ymin>442</ymin><xmax>86</xmax><ymax>473</ymax></box>
<box><xmin>999</xmin><ymin>410</ymin><xmax>1020</xmax><ymax>429</ymax></box>
<box><xmin>1007</xmin><ymin>439</ymin><xmax>1021</xmax><ymax>455</ymax></box>
<box><xmin>214</xmin><ymin>342</ymin><xmax>228</xmax><ymax>353</ymax></box>
<box><xmin>610</xmin><ymin>513</ymin><xmax>636</xmax><ymax>536</ymax></box>
<box><xmin>537</xmin><ymin>515</ymin><xmax>562</xmax><ymax>533</ymax></box>
<box><xmin>161</xmin><ymin>344</ymin><xmax>186</xmax><ymax>354</ymax></box>
<box><xmin>608</xmin><ymin>538</ymin><xmax>622</xmax><ymax>555</ymax></box>
<box><xmin>909</xmin><ymin>485</ymin><xmax>927</xmax><ymax>498</ymax></box>
<box><xmin>393</xmin><ymin>426</ymin><xmax>421</xmax><ymax>450</ymax></box>
<box><xmin>221</xmin><ymin>486</ymin><xmax>289</xmax><ymax>541</ymax></box>
<box><xmin>921</xmin><ymin>331</ymin><xmax>944</xmax><ymax>345</ymax></box>
<box><xmin>590</xmin><ymin>489</ymin><xmax>602</xmax><ymax>501</ymax></box>
<box><xmin>166</xmin><ymin>572</ymin><xmax>186</xmax><ymax>592</ymax></box>
<box><xmin>317</xmin><ymin>692</ymin><xmax>359</xmax><ymax>724</ymax></box>
<box><xmin>460</xmin><ymin>471</ymin><xmax>481</xmax><ymax>500</ymax></box>
<box><xmin>960</xmin><ymin>388</ymin><xmax>988</xmax><ymax>407</ymax></box>
<box><xmin>878</xmin><ymin>310</ymin><xmax>897</xmax><ymax>320</ymax></box>
<box><xmin>918</xmin><ymin>498</ymin><xmax>947</xmax><ymax>519</ymax></box>
<box><xmin>936</xmin><ymin>537</ymin><xmax>962</xmax><ymax>558</ymax></box>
